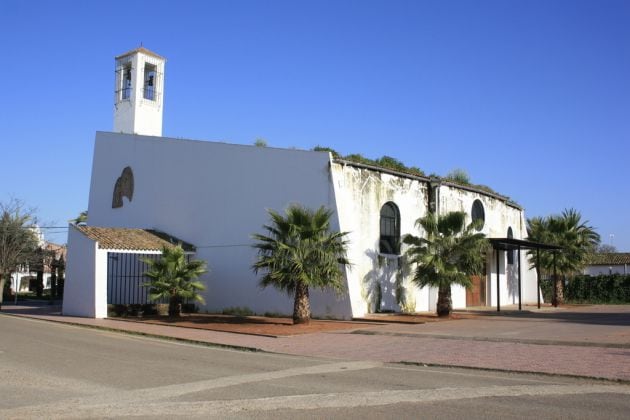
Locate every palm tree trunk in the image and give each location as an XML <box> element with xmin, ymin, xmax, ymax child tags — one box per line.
<box><xmin>551</xmin><ymin>274</ymin><xmax>564</xmax><ymax>307</ymax></box>
<box><xmin>293</xmin><ymin>282</ymin><xmax>311</xmax><ymax>324</ymax></box>
<box><xmin>436</xmin><ymin>285</ymin><xmax>452</xmax><ymax>317</ymax></box>
<box><xmin>168</xmin><ymin>296</ymin><xmax>182</xmax><ymax>317</ymax></box>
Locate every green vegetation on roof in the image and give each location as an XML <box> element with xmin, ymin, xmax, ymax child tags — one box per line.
<box><xmin>313</xmin><ymin>146</ymin><xmax>426</xmax><ymax>177</ymax></box>
<box><xmin>312</xmin><ymin>145</ymin><xmax>519</xmax><ymax>207</ymax></box>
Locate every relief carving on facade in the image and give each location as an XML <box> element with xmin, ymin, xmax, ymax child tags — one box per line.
<box><xmin>112</xmin><ymin>166</ymin><xmax>134</xmax><ymax>208</ymax></box>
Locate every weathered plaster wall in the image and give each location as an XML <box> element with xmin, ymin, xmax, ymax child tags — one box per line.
<box><xmin>86</xmin><ymin>132</ymin><xmax>352</xmax><ymax>318</ymax></box>
<box><xmin>331</xmin><ymin>162</ymin><xmax>429</xmax><ymax>317</ymax></box>
<box><xmin>331</xmin><ymin>168</ymin><xmax>539</xmax><ymax>316</ymax></box>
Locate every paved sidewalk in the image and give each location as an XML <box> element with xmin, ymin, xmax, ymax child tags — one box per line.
<box><xmin>2</xmin><ymin>302</ymin><xmax>629</xmax><ymax>382</ymax></box>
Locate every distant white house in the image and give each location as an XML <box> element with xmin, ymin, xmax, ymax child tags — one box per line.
<box><xmin>583</xmin><ymin>253</ymin><xmax>630</xmax><ymax>276</ymax></box>
<box><xmin>63</xmin><ymin>47</ymin><xmax>543</xmax><ymax>319</ymax></box>
<box><xmin>10</xmin><ymin>240</ymin><xmax>66</xmax><ymax>295</ymax></box>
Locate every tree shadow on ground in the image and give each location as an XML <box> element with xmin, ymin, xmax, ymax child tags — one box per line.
<box><xmin>462</xmin><ymin>305</ymin><xmax>630</xmax><ymax>326</ymax></box>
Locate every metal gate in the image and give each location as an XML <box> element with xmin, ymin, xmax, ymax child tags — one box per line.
<box><xmin>107</xmin><ymin>252</ymin><xmax>162</xmax><ymax>305</ymax></box>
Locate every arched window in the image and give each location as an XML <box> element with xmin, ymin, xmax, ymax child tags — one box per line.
<box><xmin>380</xmin><ymin>202</ymin><xmax>400</xmax><ymax>255</ymax></box>
<box><xmin>471</xmin><ymin>199</ymin><xmax>485</xmax><ymax>231</ymax></box>
<box><xmin>507</xmin><ymin>227</ymin><xmax>514</xmax><ymax>265</ymax></box>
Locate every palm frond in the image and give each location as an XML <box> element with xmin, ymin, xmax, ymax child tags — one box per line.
<box><xmin>405</xmin><ymin>211</ymin><xmax>488</xmax><ymax>293</ymax></box>
<box><xmin>143</xmin><ymin>245</ymin><xmax>207</xmax><ymax>305</ymax></box>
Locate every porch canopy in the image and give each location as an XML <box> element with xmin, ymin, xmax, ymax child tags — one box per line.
<box><xmin>488</xmin><ymin>238</ymin><xmax>562</xmax><ymax>311</ymax></box>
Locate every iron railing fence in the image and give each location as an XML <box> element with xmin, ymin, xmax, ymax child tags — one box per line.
<box><xmin>107</xmin><ymin>252</ymin><xmax>165</xmax><ymax>305</ymax></box>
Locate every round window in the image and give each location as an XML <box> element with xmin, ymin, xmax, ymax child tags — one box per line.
<box><xmin>471</xmin><ymin>199</ymin><xmax>485</xmax><ymax>231</ymax></box>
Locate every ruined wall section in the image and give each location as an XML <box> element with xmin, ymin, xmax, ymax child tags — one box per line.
<box><xmin>330</xmin><ymin>162</ymin><xmax>430</xmax><ymax>317</ymax></box>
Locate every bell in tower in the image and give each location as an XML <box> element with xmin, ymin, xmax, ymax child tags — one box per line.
<box><xmin>113</xmin><ymin>47</ymin><xmax>166</xmax><ymax>136</ymax></box>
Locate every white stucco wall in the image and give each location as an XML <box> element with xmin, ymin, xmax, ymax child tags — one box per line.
<box><xmin>10</xmin><ymin>272</ymin><xmax>54</xmax><ymax>293</ymax></box>
<box><xmin>331</xmin><ymin>166</ymin><xmax>540</xmax><ymax>315</ymax></box>
<box><xmin>63</xmin><ymin>225</ymin><xmax>109</xmax><ymax>318</ymax></box>
<box><xmin>330</xmin><ymin>163</ymin><xmax>429</xmax><ymax>316</ymax></box>
<box><xmin>78</xmin><ymin>132</ymin><xmax>540</xmax><ymax>318</ymax></box>
<box><xmin>584</xmin><ymin>265</ymin><xmax>629</xmax><ymax>276</ymax></box>
<box><xmin>86</xmin><ymin>132</ymin><xmax>352</xmax><ymax>319</ymax></box>
<box><xmin>114</xmin><ymin>52</ymin><xmax>165</xmax><ymax>136</ymax></box>
<box><xmin>439</xmin><ymin>184</ymin><xmax>539</xmax><ymax>308</ymax></box>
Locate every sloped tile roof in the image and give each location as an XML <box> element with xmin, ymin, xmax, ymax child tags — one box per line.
<box><xmin>586</xmin><ymin>253</ymin><xmax>630</xmax><ymax>265</ymax></box>
<box><xmin>75</xmin><ymin>226</ymin><xmax>195</xmax><ymax>252</ymax></box>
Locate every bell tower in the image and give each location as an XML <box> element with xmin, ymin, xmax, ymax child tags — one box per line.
<box><xmin>113</xmin><ymin>47</ymin><xmax>165</xmax><ymax>136</ymax></box>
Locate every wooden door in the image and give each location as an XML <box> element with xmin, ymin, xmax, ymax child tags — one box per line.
<box><xmin>466</xmin><ymin>275</ymin><xmax>486</xmax><ymax>307</ymax></box>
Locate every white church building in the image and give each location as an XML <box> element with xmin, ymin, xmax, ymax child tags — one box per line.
<box><xmin>63</xmin><ymin>47</ymin><xmax>544</xmax><ymax>319</ymax></box>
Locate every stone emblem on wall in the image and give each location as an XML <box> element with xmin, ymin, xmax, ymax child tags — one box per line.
<box><xmin>112</xmin><ymin>166</ymin><xmax>134</xmax><ymax>208</ymax></box>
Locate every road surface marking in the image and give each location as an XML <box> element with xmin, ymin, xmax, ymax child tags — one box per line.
<box><xmin>3</xmin><ymin>383</ymin><xmax>629</xmax><ymax>419</ymax></box>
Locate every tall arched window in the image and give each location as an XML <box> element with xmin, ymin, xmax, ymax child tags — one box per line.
<box><xmin>507</xmin><ymin>227</ymin><xmax>514</xmax><ymax>265</ymax></box>
<box><xmin>471</xmin><ymin>199</ymin><xmax>485</xmax><ymax>231</ymax></box>
<box><xmin>380</xmin><ymin>202</ymin><xmax>400</xmax><ymax>255</ymax></box>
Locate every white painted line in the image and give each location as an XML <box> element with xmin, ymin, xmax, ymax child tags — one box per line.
<box><xmin>0</xmin><ymin>360</ymin><xmax>383</xmax><ymax>416</ymax></box>
<box><xmin>4</xmin><ymin>383</ymin><xmax>629</xmax><ymax>418</ymax></box>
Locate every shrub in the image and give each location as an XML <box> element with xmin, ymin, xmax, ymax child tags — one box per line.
<box><xmin>107</xmin><ymin>304</ymin><xmax>158</xmax><ymax>317</ymax></box>
<box><xmin>565</xmin><ymin>274</ymin><xmax>630</xmax><ymax>303</ymax></box>
<box><xmin>375</xmin><ymin>156</ymin><xmax>407</xmax><ymax>172</ymax></box>
<box><xmin>445</xmin><ymin>168</ymin><xmax>470</xmax><ymax>185</ymax></box>
<box><xmin>263</xmin><ymin>311</ymin><xmax>289</xmax><ymax>318</ymax></box>
<box><xmin>539</xmin><ymin>278</ymin><xmax>554</xmax><ymax>303</ymax></box>
<box><xmin>344</xmin><ymin>153</ymin><xmax>372</xmax><ymax>165</ymax></box>
<box><xmin>312</xmin><ymin>146</ymin><xmax>340</xmax><ymax>158</ymax></box>
<box><xmin>107</xmin><ymin>303</ymin><xmax>197</xmax><ymax>317</ymax></box>
<box><xmin>222</xmin><ymin>306</ymin><xmax>255</xmax><ymax>316</ymax></box>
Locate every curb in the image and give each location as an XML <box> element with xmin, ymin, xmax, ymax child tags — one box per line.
<box><xmin>349</xmin><ymin>329</ymin><xmax>630</xmax><ymax>349</ymax></box>
<box><xmin>397</xmin><ymin>360</ymin><xmax>630</xmax><ymax>385</ymax></box>
<box><xmin>0</xmin><ymin>312</ymin><xmax>264</xmax><ymax>354</ymax></box>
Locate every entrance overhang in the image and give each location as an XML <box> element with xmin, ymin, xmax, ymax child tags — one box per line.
<box><xmin>488</xmin><ymin>238</ymin><xmax>562</xmax><ymax>312</ymax></box>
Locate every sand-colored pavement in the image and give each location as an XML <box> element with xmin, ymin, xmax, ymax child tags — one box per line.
<box><xmin>2</xmin><ymin>302</ymin><xmax>629</xmax><ymax>381</ymax></box>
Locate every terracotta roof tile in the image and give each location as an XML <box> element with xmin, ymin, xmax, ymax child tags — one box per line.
<box><xmin>586</xmin><ymin>253</ymin><xmax>630</xmax><ymax>265</ymax></box>
<box><xmin>76</xmin><ymin>226</ymin><xmax>194</xmax><ymax>252</ymax></box>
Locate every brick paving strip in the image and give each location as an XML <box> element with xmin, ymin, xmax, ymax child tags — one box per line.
<box><xmin>2</xmin><ymin>304</ymin><xmax>630</xmax><ymax>382</ymax></box>
<box><xmin>348</xmin><ymin>329</ymin><xmax>630</xmax><ymax>349</ymax></box>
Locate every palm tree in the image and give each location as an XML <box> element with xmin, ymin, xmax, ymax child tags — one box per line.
<box><xmin>252</xmin><ymin>205</ymin><xmax>351</xmax><ymax>324</ymax></box>
<box><xmin>143</xmin><ymin>245</ymin><xmax>207</xmax><ymax>317</ymax></box>
<box><xmin>404</xmin><ymin>211</ymin><xmax>488</xmax><ymax>317</ymax></box>
<box><xmin>527</xmin><ymin>208</ymin><xmax>600</xmax><ymax>306</ymax></box>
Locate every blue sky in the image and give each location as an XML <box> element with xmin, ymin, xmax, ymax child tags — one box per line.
<box><xmin>1</xmin><ymin>0</ymin><xmax>629</xmax><ymax>249</ymax></box>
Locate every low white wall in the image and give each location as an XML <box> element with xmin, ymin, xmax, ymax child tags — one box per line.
<box><xmin>584</xmin><ymin>265</ymin><xmax>629</xmax><ymax>276</ymax></box>
<box><xmin>94</xmin><ymin>247</ymin><xmax>108</xmax><ymax>318</ymax></box>
<box><xmin>63</xmin><ymin>225</ymin><xmax>100</xmax><ymax>317</ymax></box>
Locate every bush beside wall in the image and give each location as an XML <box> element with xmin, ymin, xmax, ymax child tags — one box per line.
<box><xmin>107</xmin><ymin>303</ymin><xmax>198</xmax><ymax>317</ymax></box>
<box><xmin>565</xmin><ymin>274</ymin><xmax>630</xmax><ymax>304</ymax></box>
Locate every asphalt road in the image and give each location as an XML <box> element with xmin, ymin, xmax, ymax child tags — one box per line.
<box><xmin>1</xmin><ymin>315</ymin><xmax>629</xmax><ymax>419</ymax></box>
